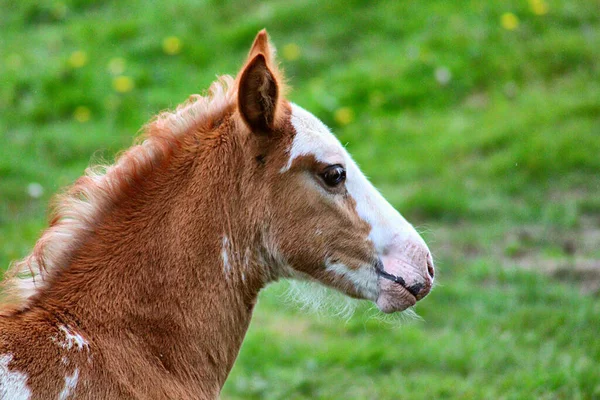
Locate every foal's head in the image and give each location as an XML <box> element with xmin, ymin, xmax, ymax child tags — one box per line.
<box><xmin>231</xmin><ymin>31</ymin><xmax>434</xmax><ymax>313</ymax></box>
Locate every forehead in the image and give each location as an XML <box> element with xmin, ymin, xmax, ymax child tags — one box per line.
<box><xmin>282</xmin><ymin>103</ymin><xmax>347</xmax><ymax>171</ymax></box>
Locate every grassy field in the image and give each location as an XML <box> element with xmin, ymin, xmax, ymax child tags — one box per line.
<box><xmin>1</xmin><ymin>0</ymin><xmax>600</xmax><ymax>398</ymax></box>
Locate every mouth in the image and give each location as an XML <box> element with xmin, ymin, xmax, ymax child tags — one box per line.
<box><xmin>374</xmin><ymin>259</ymin><xmax>423</xmax><ymax>298</ymax></box>
<box><xmin>374</xmin><ymin>258</ymin><xmax>418</xmax><ymax>313</ymax></box>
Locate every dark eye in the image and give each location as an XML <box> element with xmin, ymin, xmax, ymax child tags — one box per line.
<box><xmin>321</xmin><ymin>164</ymin><xmax>346</xmax><ymax>187</ymax></box>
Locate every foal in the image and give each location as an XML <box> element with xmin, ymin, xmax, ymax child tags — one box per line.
<box><xmin>0</xmin><ymin>30</ymin><xmax>434</xmax><ymax>399</ymax></box>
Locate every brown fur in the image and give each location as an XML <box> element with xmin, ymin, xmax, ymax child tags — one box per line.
<box><xmin>0</xmin><ymin>31</ymin><xmax>373</xmax><ymax>399</ymax></box>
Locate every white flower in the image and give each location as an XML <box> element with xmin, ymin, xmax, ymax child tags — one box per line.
<box><xmin>27</xmin><ymin>183</ymin><xmax>44</xmax><ymax>199</ymax></box>
<box><xmin>435</xmin><ymin>67</ymin><xmax>452</xmax><ymax>86</ymax></box>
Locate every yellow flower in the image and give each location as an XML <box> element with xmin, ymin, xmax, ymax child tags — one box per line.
<box><xmin>162</xmin><ymin>36</ymin><xmax>182</xmax><ymax>55</ymax></box>
<box><xmin>334</xmin><ymin>107</ymin><xmax>354</xmax><ymax>126</ymax></box>
<box><xmin>501</xmin><ymin>13</ymin><xmax>519</xmax><ymax>30</ymax></box>
<box><xmin>113</xmin><ymin>76</ymin><xmax>134</xmax><ymax>93</ymax></box>
<box><xmin>108</xmin><ymin>57</ymin><xmax>126</xmax><ymax>75</ymax></box>
<box><xmin>73</xmin><ymin>106</ymin><xmax>91</xmax><ymax>123</ymax></box>
<box><xmin>282</xmin><ymin>43</ymin><xmax>301</xmax><ymax>61</ymax></box>
<box><xmin>68</xmin><ymin>51</ymin><xmax>88</xmax><ymax>68</ymax></box>
<box><xmin>528</xmin><ymin>0</ymin><xmax>548</xmax><ymax>15</ymax></box>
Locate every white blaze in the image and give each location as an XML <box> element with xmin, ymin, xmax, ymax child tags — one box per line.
<box><xmin>286</xmin><ymin>103</ymin><xmax>423</xmax><ymax>249</ymax></box>
<box><xmin>0</xmin><ymin>354</ymin><xmax>31</xmax><ymax>400</ymax></box>
<box><xmin>284</xmin><ymin>103</ymin><xmax>427</xmax><ymax>296</ymax></box>
<box><xmin>282</xmin><ymin>104</ymin><xmax>345</xmax><ymax>172</ymax></box>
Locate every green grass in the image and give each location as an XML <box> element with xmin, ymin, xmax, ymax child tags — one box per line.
<box><xmin>1</xmin><ymin>0</ymin><xmax>599</xmax><ymax>398</ymax></box>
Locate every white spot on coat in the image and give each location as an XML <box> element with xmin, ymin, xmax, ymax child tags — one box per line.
<box><xmin>222</xmin><ymin>236</ymin><xmax>231</xmax><ymax>278</ymax></box>
<box><xmin>58</xmin><ymin>368</ymin><xmax>79</xmax><ymax>400</ymax></box>
<box><xmin>0</xmin><ymin>354</ymin><xmax>31</xmax><ymax>400</ymax></box>
<box><xmin>55</xmin><ymin>325</ymin><xmax>89</xmax><ymax>351</ymax></box>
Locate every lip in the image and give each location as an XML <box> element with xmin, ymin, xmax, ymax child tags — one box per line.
<box><xmin>374</xmin><ymin>258</ymin><xmax>420</xmax><ymax>313</ymax></box>
<box><xmin>374</xmin><ymin>259</ymin><xmax>422</xmax><ymax>298</ymax></box>
<box><xmin>376</xmin><ymin>281</ymin><xmax>417</xmax><ymax>313</ymax></box>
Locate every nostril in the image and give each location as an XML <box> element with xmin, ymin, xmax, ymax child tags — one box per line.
<box><xmin>426</xmin><ymin>255</ymin><xmax>435</xmax><ymax>279</ymax></box>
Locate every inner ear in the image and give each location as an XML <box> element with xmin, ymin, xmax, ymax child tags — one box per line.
<box><xmin>238</xmin><ymin>54</ymin><xmax>279</xmax><ymax>133</ymax></box>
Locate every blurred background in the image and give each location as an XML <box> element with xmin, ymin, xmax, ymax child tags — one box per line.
<box><xmin>1</xmin><ymin>0</ymin><xmax>599</xmax><ymax>398</ymax></box>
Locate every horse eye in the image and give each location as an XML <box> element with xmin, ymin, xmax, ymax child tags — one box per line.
<box><xmin>321</xmin><ymin>164</ymin><xmax>346</xmax><ymax>187</ymax></box>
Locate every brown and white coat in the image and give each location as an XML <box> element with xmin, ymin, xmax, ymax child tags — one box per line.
<box><xmin>0</xmin><ymin>31</ymin><xmax>434</xmax><ymax>399</ymax></box>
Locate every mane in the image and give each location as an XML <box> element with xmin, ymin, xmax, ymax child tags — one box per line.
<box><xmin>0</xmin><ymin>75</ymin><xmax>236</xmax><ymax>314</ymax></box>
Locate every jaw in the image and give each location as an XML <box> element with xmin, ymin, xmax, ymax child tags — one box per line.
<box><xmin>323</xmin><ymin>260</ymin><xmax>380</xmax><ymax>301</ymax></box>
<box><xmin>320</xmin><ymin>266</ymin><xmax>418</xmax><ymax>313</ymax></box>
<box><xmin>312</xmin><ymin>258</ymin><xmax>424</xmax><ymax>313</ymax></box>
<box><xmin>272</xmin><ymin>245</ymin><xmax>427</xmax><ymax>314</ymax></box>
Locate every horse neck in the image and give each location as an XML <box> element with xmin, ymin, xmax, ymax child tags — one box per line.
<box><xmin>37</xmin><ymin>132</ymin><xmax>267</xmax><ymax>393</ymax></box>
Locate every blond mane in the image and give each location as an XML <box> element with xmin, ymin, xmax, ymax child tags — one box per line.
<box><xmin>0</xmin><ymin>75</ymin><xmax>236</xmax><ymax>313</ymax></box>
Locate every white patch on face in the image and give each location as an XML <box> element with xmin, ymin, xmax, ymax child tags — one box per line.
<box><xmin>54</xmin><ymin>325</ymin><xmax>89</xmax><ymax>351</ymax></box>
<box><xmin>325</xmin><ymin>261</ymin><xmax>379</xmax><ymax>301</ymax></box>
<box><xmin>58</xmin><ymin>368</ymin><xmax>79</xmax><ymax>400</ymax></box>
<box><xmin>281</xmin><ymin>104</ymin><xmax>346</xmax><ymax>172</ymax></box>
<box><xmin>287</xmin><ymin>103</ymin><xmax>425</xmax><ymax>248</ymax></box>
<box><xmin>0</xmin><ymin>354</ymin><xmax>32</xmax><ymax>400</ymax></box>
<box><xmin>283</xmin><ymin>103</ymin><xmax>429</xmax><ymax>296</ymax></box>
<box><xmin>345</xmin><ymin>161</ymin><xmax>426</xmax><ymax>253</ymax></box>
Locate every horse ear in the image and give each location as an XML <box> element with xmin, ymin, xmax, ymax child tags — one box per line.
<box><xmin>237</xmin><ymin>30</ymin><xmax>284</xmax><ymax>133</ymax></box>
<box><xmin>247</xmin><ymin>29</ymin><xmax>275</xmax><ymax>62</ymax></box>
